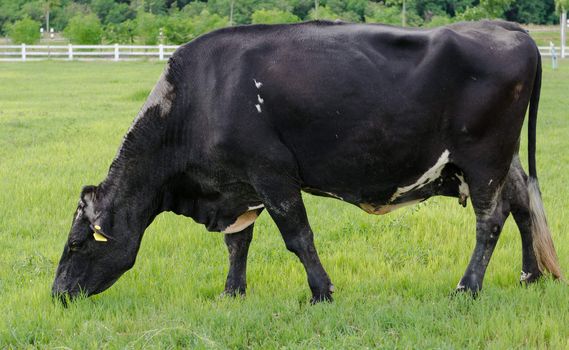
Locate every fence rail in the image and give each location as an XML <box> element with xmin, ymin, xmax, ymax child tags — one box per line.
<box><xmin>0</xmin><ymin>44</ymin><xmax>566</xmax><ymax>62</ymax></box>
<box><xmin>0</xmin><ymin>44</ymin><xmax>179</xmax><ymax>61</ymax></box>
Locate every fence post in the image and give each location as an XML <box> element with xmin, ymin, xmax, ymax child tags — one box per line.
<box><xmin>68</xmin><ymin>44</ymin><xmax>73</xmax><ymax>60</ymax></box>
<box><xmin>159</xmin><ymin>44</ymin><xmax>164</xmax><ymax>61</ymax></box>
<box><xmin>114</xmin><ymin>43</ymin><xmax>119</xmax><ymax>61</ymax></box>
<box><xmin>21</xmin><ymin>43</ymin><xmax>26</xmax><ymax>61</ymax></box>
<box><xmin>551</xmin><ymin>42</ymin><xmax>558</xmax><ymax>70</ymax></box>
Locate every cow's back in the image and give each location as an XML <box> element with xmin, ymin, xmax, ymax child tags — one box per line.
<box><xmin>169</xmin><ymin>20</ymin><xmax>539</xmax><ymax>204</ymax></box>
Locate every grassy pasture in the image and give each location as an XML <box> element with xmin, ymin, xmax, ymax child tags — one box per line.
<box><xmin>1</xmin><ymin>59</ymin><xmax>569</xmax><ymax>349</ymax></box>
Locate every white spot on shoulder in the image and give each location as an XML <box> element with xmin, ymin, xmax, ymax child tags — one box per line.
<box><xmin>253</xmin><ymin>79</ymin><xmax>263</xmax><ymax>89</ymax></box>
<box><xmin>255</xmin><ymin>104</ymin><xmax>262</xmax><ymax>113</ymax></box>
<box><xmin>390</xmin><ymin>150</ymin><xmax>451</xmax><ymax>202</ymax></box>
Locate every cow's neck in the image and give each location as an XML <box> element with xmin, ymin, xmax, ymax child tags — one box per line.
<box><xmin>100</xmin><ymin>112</ymin><xmax>182</xmax><ymax>239</ymax></box>
<box><xmin>100</xmin><ymin>64</ymin><xmax>185</xmax><ymax>237</ymax></box>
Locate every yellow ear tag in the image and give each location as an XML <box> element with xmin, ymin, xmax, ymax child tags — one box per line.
<box><xmin>93</xmin><ymin>232</ymin><xmax>108</xmax><ymax>242</ymax></box>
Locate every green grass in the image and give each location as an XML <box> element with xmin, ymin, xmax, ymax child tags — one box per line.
<box><xmin>1</xmin><ymin>60</ymin><xmax>569</xmax><ymax>349</ymax></box>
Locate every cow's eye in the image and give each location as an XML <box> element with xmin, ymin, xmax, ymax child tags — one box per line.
<box><xmin>69</xmin><ymin>240</ymin><xmax>83</xmax><ymax>251</ymax></box>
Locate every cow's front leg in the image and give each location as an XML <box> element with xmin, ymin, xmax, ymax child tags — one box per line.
<box><xmin>254</xmin><ymin>178</ymin><xmax>334</xmax><ymax>303</ymax></box>
<box><xmin>223</xmin><ymin>224</ymin><xmax>254</xmax><ymax>297</ymax></box>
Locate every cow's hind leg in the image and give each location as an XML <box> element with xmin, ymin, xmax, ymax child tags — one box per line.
<box><xmin>505</xmin><ymin>156</ymin><xmax>563</xmax><ymax>282</ymax></box>
<box><xmin>456</xmin><ymin>177</ymin><xmax>510</xmax><ymax>295</ymax></box>
<box><xmin>222</xmin><ymin>224</ymin><xmax>254</xmax><ymax>296</ymax></box>
<box><xmin>503</xmin><ymin>157</ymin><xmax>542</xmax><ymax>284</ymax></box>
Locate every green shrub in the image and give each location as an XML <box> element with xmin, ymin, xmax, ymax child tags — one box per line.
<box><xmin>251</xmin><ymin>9</ymin><xmax>301</xmax><ymax>24</ymax></box>
<box><xmin>5</xmin><ymin>17</ymin><xmax>41</xmax><ymax>44</ymax></box>
<box><xmin>135</xmin><ymin>11</ymin><xmax>161</xmax><ymax>45</ymax></box>
<box><xmin>64</xmin><ymin>14</ymin><xmax>103</xmax><ymax>44</ymax></box>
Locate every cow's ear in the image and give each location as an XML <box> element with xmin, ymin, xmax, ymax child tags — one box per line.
<box><xmin>80</xmin><ymin>185</ymin><xmax>97</xmax><ymax>205</ymax></box>
<box><xmin>80</xmin><ymin>185</ymin><xmax>98</xmax><ymax>221</ymax></box>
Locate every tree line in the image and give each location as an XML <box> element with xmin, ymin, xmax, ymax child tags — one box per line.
<box><xmin>1</xmin><ymin>0</ymin><xmax>566</xmax><ymax>45</ymax></box>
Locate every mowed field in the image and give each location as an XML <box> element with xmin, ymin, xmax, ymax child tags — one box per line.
<box><xmin>1</xmin><ymin>59</ymin><xmax>569</xmax><ymax>349</ymax></box>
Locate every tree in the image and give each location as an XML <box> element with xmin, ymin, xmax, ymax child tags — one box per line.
<box><xmin>5</xmin><ymin>16</ymin><xmax>41</xmax><ymax>44</ymax></box>
<box><xmin>458</xmin><ymin>0</ymin><xmax>514</xmax><ymax>20</ymax></box>
<box><xmin>64</xmin><ymin>13</ymin><xmax>103</xmax><ymax>44</ymax></box>
<box><xmin>424</xmin><ymin>14</ymin><xmax>452</xmax><ymax>27</ymax></box>
<box><xmin>186</xmin><ymin>9</ymin><xmax>227</xmax><ymax>40</ymax></box>
<box><xmin>307</xmin><ymin>5</ymin><xmax>342</xmax><ymax>20</ymax></box>
<box><xmin>505</xmin><ymin>0</ymin><xmax>556</xmax><ymax>24</ymax></box>
<box><xmin>105</xmin><ymin>19</ymin><xmax>136</xmax><ymax>43</ymax></box>
<box><xmin>40</xmin><ymin>0</ymin><xmax>61</xmax><ymax>31</ymax></box>
<box><xmin>50</xmin><ymin>2</ymin><xmax>92</xmax><ymax>31</ymax></box>
<box><xmin>557</xmin><ymin>0</ymin><xmax>569</xmax><ymax>12</ymax></box>
<box><xmin>251</xmin><ymin>9</ymin><xmax>301</xmax><ymax>24</ymax></box>
<box><xmin>135</xmin><ymin>11</ymin><xmax>162</xmax><ymax>44</ymax></box>
<box><xmin>365</xmin><ymin>2</ymin><xmax>402</xmax><ymax>24</ymax></box>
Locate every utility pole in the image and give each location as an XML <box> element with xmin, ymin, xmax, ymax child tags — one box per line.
<box><xmin>229</xmin><ymin>0</ymin><xmax>235</xmax><ymax>26</ymax></box>
<box><xmin>402</xmin><ymin>0</ymin><xmax>407</xmax><ymax>27</ymax></box>
<box><xmin>562</xmin><ymin>10</ymin><xmax>567</xmax><ymax>58</ymax></box>
<box><xmin>314</xmin><ymin>0</ymin><xmax>319</xmax><ymax>19</ymax></box>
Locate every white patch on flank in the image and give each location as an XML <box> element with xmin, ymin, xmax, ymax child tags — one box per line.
<box><xmin>248</xmin><ymin>204</ymin><xmax>265</xmax><ymax>210</ymax></box>
<box><xmin>456</xmin><ymin>174</ymin><xmax>470</xmax><ymax>198</ymax></box>
<box><xmin>253</xmin><ymin>79</ymin><xmax>263</xmax><ymax>89</ymax></box>
<box><xmin>257</xmin><ymin>94</ymin><xmax>264</xmax><ymax>104</ymax></box>
<box><xmin>222</xmin><ymin>210</ymin><xmax>259</xmax><ymax>234</ymax></box>
<box><xmin>488</xmin><ymin>179</ymin><xmax>493</xmax><ymax>186</ymax></box>
<box><xmin>255</xmin><ymin>104</ymin><xmax>262</xmax><ymax>113</ymax></box>
<box><xmin>390</xmin><ymin>150</ymin><xmax>451</xmax><ymax>202</ymax></box>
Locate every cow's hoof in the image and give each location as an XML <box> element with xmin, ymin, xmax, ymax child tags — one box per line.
<box><xmin>519</xmin><ymin>270</ymin><xmax>542</xmax><ymax>285</ymax></box>
<box><xmin>220</xmin><ymin>287</ymin><xmax>246</xmax><ymax>298</ymax></box>
<box><xmin>453</xmin><ymin>283</ymin><xmax>479</xmax><ymax>298</ymax></box>
<box><xmin>310</xmin><ymin>293</ymin><xmax>333</xmax><ymax>304</ymax></box>
<box><xmin>310</xmin><ymin>284</ymin><xmax>334</xmax><ymax>304</ymax></box>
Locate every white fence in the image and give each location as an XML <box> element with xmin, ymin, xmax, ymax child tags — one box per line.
<box><xmin>0</xmin><ymin>44</ymin><xmax>179</xmax><ymax>61</ymax></box>
<box><xmin>0</xmin><ymin>44</ymin><xmax>566</xmax><ymax>62</ymax></box>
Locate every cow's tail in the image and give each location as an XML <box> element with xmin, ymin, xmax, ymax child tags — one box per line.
<box><xmin>527</xmin><ymin>52</ymin><xmax>563</xmax><ymax>280</ymax></box>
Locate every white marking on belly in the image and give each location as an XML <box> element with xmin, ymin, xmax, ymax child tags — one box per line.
<box><xmin>222</xmin><ymin>210</ymin><xmax>259</xmax><ymax>234</ymax></box>
<box><xmin>253</xmin><ymin>79</ymin><xmax>263</xmax><ymax>89</ymax></box>
<box><xmin>321</xmin><ymin>191</ymin><xmax>343</xmax><ymax>200</ymax></box>
<box><xmin>360</xmin><ymin>199</ymin><xmax>423</xmax><ymax>215</ymax></box>
<box><xmin>248</xmin><ymin>204</ymin><xmax>264</xmax><ymax>210</ymax></box>
<box><xmin>255</xmin><ymin>104</ymin><xmax>262</xmax><ymax>113</ymax></box>
<box><xmin>390</xmin><ymin>150</ymin><xmax>451</xmax><ymax>202</ymax></box>
<box><xmin>257</xmin><ymin>94</ymin><xmax>264</xmax><ymax>104</ymax></box>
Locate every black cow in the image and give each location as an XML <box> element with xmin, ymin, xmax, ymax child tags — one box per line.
<box><xmin>53</xmin><ymin>20</ymin><xmax>562</xmax><ymax>304</ymax></box>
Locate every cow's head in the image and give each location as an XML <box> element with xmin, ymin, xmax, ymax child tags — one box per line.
<box><xmin>52</xmin><ymin>185</ymin><xmax>140</xmax><ymax>303</ymax></box>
